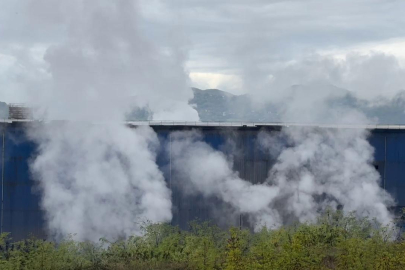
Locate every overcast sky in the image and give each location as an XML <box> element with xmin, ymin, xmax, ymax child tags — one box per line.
<box><xmin>1</xmin><ymin>0</ymin><xmax>405</xmax><ymax>102</ymax></box>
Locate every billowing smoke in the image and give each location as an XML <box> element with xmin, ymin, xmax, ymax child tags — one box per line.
<box><xmin>165</xmin><ymin>50</ymin><xmax>396</xmax><ymax>229</ymax></box>
<box><xmin>260</xmin><ymin>127</ymin><xmax>394</xmax><ymax>225</ymax></box>
<box><xmin>167</xmin><ymin>37</ymin><xmax>398</xmax><ymax>229</ymax></box>
<box><xmin>1</xmin><ymin>0</ymin><xmax>398</xmax><ymax>239</ymax></box>
<box><xmin>24</xmin><ymin>0</ymin><xmax>197</xmax><ymax>241</ymax></box>
<box><xmin>30</xmin><ymin>123</ymin><xmax>171</xmax><ymax>241</ymax></box>
<box><xmin>169</xmin><ymin>131</ymin><xmax>281</xmax><ymax>229</ymax></box>
<box><xmin>168</xmin><ymin>56</ymin><xmax>396</xmax><ymax>228</ymax></box>
<box><xmin>34</xmin><ymin>0</ymin><xmax>198</xmax><ymax>121</ymax></box>
<box><xmin>169</xmin><ymin>127</ymin><xmax>394</xmax><ymax>230</ymax></box>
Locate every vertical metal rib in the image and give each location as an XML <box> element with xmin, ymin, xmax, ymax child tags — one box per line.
<box><xmin>1</xmin><ymin>130</ymin><xmax>5</xmax><ymax>234</ymax></box>
<box><xmin>169</xmin><ymin>132</ymin><xmax>172</xmax><ymax>190</ymax></box>
<box><xmin>384</xmin><ymin>135</ymin><xmax>387</xmax><ymax>190</ymax></box>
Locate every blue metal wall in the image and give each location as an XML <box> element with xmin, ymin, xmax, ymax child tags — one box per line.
<box><xmin>0</xmin><ymin>123</ymin><xmax>45</xmax><ymax>240</ymax></box>
<box><xmin>1</xmin><ymin>123</ymin><xmax>405</xmax><ymax>240</ymax></box>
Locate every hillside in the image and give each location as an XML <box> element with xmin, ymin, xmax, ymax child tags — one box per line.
<box><xmin>190</xmin><ymin>87</ymin><xmax>405</xmax><ymax>124</ymax></box>
<box><xmin>1</xmin><ymin>87</ymin><xmax>405</xmax><ymax>124</ymax></box>
<box><xmin>190</xmin><ymin>88</ymin><xmax>280</xmax><ymax>122</ymax></box>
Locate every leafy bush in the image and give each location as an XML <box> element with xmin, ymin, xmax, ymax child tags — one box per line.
<box><xmin>1</xmin><ymin>211</ymin><xmax>404</xmax><ymax>270</ymax></box>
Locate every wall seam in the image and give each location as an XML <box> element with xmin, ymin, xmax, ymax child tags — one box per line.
<box><xmin>1</xmin><ymin>130</ymin><xmax>5</xmax><ymax>234</ymax></box>
<box><xmin>384</xmin><ymin>135</ymin><xmax>387</xmax><ymax>190</ymax></box>
<box><xmin>169</xmin><ymin>132</ymin><xmax>172</xmax><ymax>191</ymax></box>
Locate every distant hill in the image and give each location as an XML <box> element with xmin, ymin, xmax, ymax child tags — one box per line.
<box><xmin>190</xmin><ymin>88</ymin><xmax>280</xmax><ymax>122</ymax></box>
<box><xmin>189</xmin><ymin>87</ymin><xmax>405</xmax><ymax>124</ymax></box>
<box><xmin>1</xmin><ymin>86</ymin><xmax>405</xmax><ymax>124</ymax></box>
<box><xmin>361</xmin><ymin>92</ymin><xmax>405</xmax><ymax>124</ymax></box>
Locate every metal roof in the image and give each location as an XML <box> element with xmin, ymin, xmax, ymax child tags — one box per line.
<box><xmin>2</xmin><ymin>119</ymin><xmax>405</xmax><ymax>130</ymax></box>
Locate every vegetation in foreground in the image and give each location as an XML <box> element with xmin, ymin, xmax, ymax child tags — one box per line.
<box><xmin>1</xmin><ymin>211</ymin><xmax>405</xmax><ymax>270</ymax></box>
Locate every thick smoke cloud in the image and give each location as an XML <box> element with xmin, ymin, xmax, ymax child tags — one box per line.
<box><xmin>30</xmin><ymin>123</ymin><xmax>171</xmax><ymax>241</ymax></box>
<box><xmin>1</xmin><ymin>0</ymin><xmax>398</xmax><ymax>239</ymax></box>
<box><xmin>260</xmin><ymin>127</ymin><xmax>394</xmax><ymax>225</ymax></box>
<box><xmin>37</xmin><ymin>0</ymin><xmax>198</xmax><ymax>121</ymax></box>
<box><xmin>0</xmin><ymin>0</ymin><xmax>198</xmax><ymax>120</ymax></box>
<box><xmin>165</xmin><ymin>43</ymin><xmax>397</xmax><ymax>228</ymax></box>
<box><xmin>25</xmin><ymin>0</ymin><xmax>197</xmax><ymax>241</ymax></box>
<box><xmin>169</xmin><ymin>127</ymin><xmax>394</xmax><ymax>229</ymax></box>
<box><xmin>169</xmin><ymin>131</ymin><xmax>281</xmax><ymax>229</ymax></box>
<box><xmin>168</xmin><ymin>55</ymin><xmax>397</xmax><ymax>229</ymax></box>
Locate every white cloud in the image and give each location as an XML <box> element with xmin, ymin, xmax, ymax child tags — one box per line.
<box><xmin>320</xmin><ymin>38</ymin><xmax>405</xmax><ymax>65</ymax></box>
<box><xmin>1</xmin><ymin>0</ymin><xmax>405</xmax><ymax>102</ymax></box>
<box><xmin>189</xmin><ymin>72</ymin><xmax>243</xmax><ymax>94</ymax></box>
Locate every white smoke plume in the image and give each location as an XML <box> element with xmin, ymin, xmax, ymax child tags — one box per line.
<box><xmin>169</xmin><ymin>127</ymin><xmax>395</xmax><ymax>230</ymax></box>
<box><xmin>260</xmin><ymin>127</ymin><xmax>394</xmax><ymax>225</ymax></box>
<box><xmin>169</xmin><ymin>55</ymin><xmax>397</xmax><ymax>229</ymax></box>
<box><xmin>169</xmin><ymin>131</ymin><xmax>282</xmax><ymax>229</ymax></box>
<box><xmin>2</xmin><ymin>0</ymin><xmax>398</xmax><ymax>238</ymax></box>
<box><xmin>35</xmin><ymin>0</ymin><xmax>198</xmax><ymax>121</ymax></box>
<box><xmin>245</xmin><ymin>52</ymin><xmax>397</xmax><ymax>227</ymax></box>
<box><xmin>23</xmin><ymin>0</ymin><xmax>197</xmax><ymax>241</ymax></box>
<box><xmin>30</xmin><ymin>123</ymin><xmax>171</xmax><ymax>241</ymax></box>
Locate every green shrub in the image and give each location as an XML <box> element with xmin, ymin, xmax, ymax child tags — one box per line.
<box><xmin>1</xmin><ymin>211</ymin><xmax>404</xmax><ymax>270</ymax></box>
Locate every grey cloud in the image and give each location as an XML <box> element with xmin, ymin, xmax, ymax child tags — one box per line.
<box><xmin>160</xmin><ymin>0</ymin><xmax>405</xmax><ymax>72</ymax></box>
<box><xmin>2</xmin><ymin>0</ymin><xmax>405</xmax><ymax>101</ymax></box>
<box><xmin>245</xmin><ymin>52</ymin><xmax>405</xmax><ymax>106</ymax></box>
<box><xmin>141</xmin><ymin>0</ymin><xmax>405</xmax><ymax>101</ymax></box>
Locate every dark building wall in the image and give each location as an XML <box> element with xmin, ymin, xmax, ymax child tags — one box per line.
<box><xmin>0</xmin><ymin>123</ymin><xmax>44</xmax><ymax>240</ymax></box>
<box><xmin>1</xmin><ymin>122</ymin><xmax>404</xmax><ymax>240</ymax></box>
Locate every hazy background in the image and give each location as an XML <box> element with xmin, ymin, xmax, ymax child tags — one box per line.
<box><xmin>1</xmin><ymin>0</ymin><xmax>405</xmax><ymax>123</ymax></box>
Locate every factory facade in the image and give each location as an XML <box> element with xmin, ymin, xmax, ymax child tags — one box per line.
<box><xmin>1</xmin><ymin>121</ymin><xmax>405</xmax><ymax>240</ymax></box>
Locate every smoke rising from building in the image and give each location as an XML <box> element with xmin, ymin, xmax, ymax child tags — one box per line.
<box><xmin>37</xmin><ymin>0</ymin><xmax>198</xmax><ymax>121</ymax></box>
<box><xmin>26</xmin><ymin>0</ymin><xmax>196</xmax><ymax>241</ymax></box>
<box><xmin>261</xmin><ymin>127</ymin><xmax>394</xmax><ymax>225</ymax></box>
<box><xmin>168</xmin><ymin>54</ymin><xmax>396</xmax><ymax>229</ymax></box>
<box><xmin>169</xmin><ymin>127</ymin><xmax>395</xmax><ymax>230</ymax></box>
<box><xmin>30</xmin><ymin>123</ymin><xmax>171</xmax><ymax>241</ymax></box>
<box><xmin>169</xmin><ymin>131</ymin><xmax>282</xmax><ymax>229</ymax></box>
<box><xmin>0</xmin><ymin>0</ymin><xmax>399</xmax><ymax>240</ymax></box>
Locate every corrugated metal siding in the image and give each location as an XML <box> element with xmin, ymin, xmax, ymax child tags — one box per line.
<box><xmin>373</xmin><ymin>131</ymin><xmax>405</xmax><ymax>206</ymax></box>
<box><xmin>0</xmin><ymin>124</ymin><xmax>45</xmax><ymax>240</ymax></box>
<box><xmin>2</xmin><ymin>124</ymin><xmax>405</xmax><ymax>239</ymax></box>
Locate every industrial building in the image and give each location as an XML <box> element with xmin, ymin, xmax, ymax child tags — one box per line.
<box><xmin>1</xmin><ymin>120</ymin><xmax>405</xmax><ymax>240</ymax></box>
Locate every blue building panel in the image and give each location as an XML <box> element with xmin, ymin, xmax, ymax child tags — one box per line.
<box><xmin>1</xmin><ymin>124</ymin><xmax>45</xmax><ymax>240</ymax></box>
<box><xmin>386</xmin><ymin>134</ymin><xmax>405</xmax><ymax>162</ymax></box>
<box><xmin>368</xmin><ymin>133</ymin><xmax>386</xmax><ymax>161</ymax></box>
<box><xmin>2</xmin><ymin>123</ymin><xmax>405</xmax><ymax>239</ymax></box>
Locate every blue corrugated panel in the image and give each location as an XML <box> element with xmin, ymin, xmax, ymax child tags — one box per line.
<box><xmin>382</xmin><ymin>132</ymin><xmax>405</xmax><ymax>205</ymax></box>
<box><xmin>368</xmin><ymin>133</ymin><xmax>386</xmax><ymax>161</ymax></box>
<box><xmin>203</xmin><ymin>131</ymin><xmax>228</xmax><ymax>150</ymax></box>
<box><xmin>1</xmin><ymin>125</ymin><xmax>45</xmax><ymax>240</ymax></box>
<box><xmin>385</xmin><ymin>162</ymin><xmax>405</xmax><ymax>206</ymax></box>
<box><xmin>2</xmin><ymin>124</ymin><xmax>405</xmax><ymax>239</ymax></box>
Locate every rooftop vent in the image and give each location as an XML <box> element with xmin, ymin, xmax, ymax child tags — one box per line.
<box><xmin>8</xmin><ymin>104</ymin><xmax>33</xmax><ymax>120</ymax></box>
